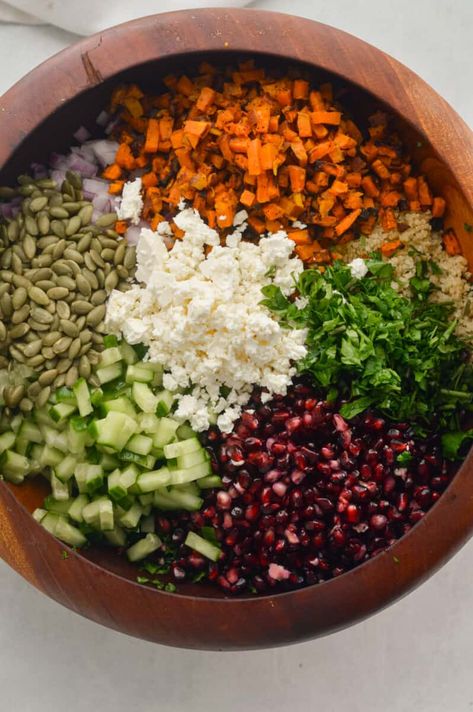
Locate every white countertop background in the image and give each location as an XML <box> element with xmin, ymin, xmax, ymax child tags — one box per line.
<box><xmin>0</xmin><ymin>2</ymin><xmax>472</xmax><ymax>710</ymax></box>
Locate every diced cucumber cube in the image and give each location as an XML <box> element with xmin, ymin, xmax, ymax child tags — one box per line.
<box><xmin>177</xmin><ymin>448</ymin><xmax>209</xmax><ymax>469</ymax></box>
<box><xmin>39</xmin><ymin>445</ymin><xmax>64</xmax><ymax>468</ymax></box>
<box><xmin>40</xmin><ymin>512</ymin><xmax>61</xmax><ymax>535</ymax></box>
<box><xmin>103</xmin><ymin>334</ymin><xmax>119</xmax><ymax>349</ymax></box>
<box><xmin>104</xmin><ymin>526</ymin><xmax>127</xmax><ymax>547</ymax></box>
<box><xmin>155</xmin><ymin>390</ymin><xmax>174</xmax><ymax>416</ymax></box>
<box><xmin>19</xmin><ymin>421</ymin><xmax>42</xmax><ymax>444</ymax></box>
<box><xmin>166</xmin><ymin>488</ymin><xmax>203</xmax><ymax>511</ymax></box>
<box><xmin>72</xmin><ymin>378</ymin><xmax>93</xmax><ymax>417</ymax></box>
<box><xmin>135</xmin><ymin>467</ymin><xmax>172</xmax><ymax>493</ymax></box>
<box><xmin>152</xmin><ymin>416</ymin><xmax>179</xmax><ymax>448</ymax></box>
<box><xmin>42</xmin><ymin>427</ymin><xmax>69</xmax><ymax>453</ymax></box>
<box><xmin>120</xmin><ymin>502</ymin><xmax>143</xmax><ymax>529</ymax></box>
<box><xmin>49</xmin><ymin>402</ymin><xmax>76</xmax><ymax>423</ymax></box>
<box><xmin>32</xmin><ymin>507</ymin><xmax>47</xmax><ymax>523</ymax></box>
<box><xmin>99</xmin><ymin>498</ymin><xmax>114</xmax><ymax>531</ymax></box>
<box><xmin>126</xmin><ymin>364</ymin><xmax>154</xmax><ymax>384</ymax></box>
<box><xmin>119</xmin><ymin>464</ymin><xmax>139</xmax><ymax>489</ymax></box>
<box><xmin>132</xmin><ymin>382</ymin><xmax>158</xmax><ymax>413</ymax></box>
<box><xmin>126</xmin><ymin>533</ymin><xmax>162</xmax><ymax>562</ymax></box>
<box><xmin>55</xmin><ymin>517</ymin><xmax>87</xmax><ymax>547</ymax></box>
<box><xmin>102</xmin><ymin>396</ymin><xmax>136</xmax><ymax>418</ymax></box>
<box><xmin>108</xmin><ymin>469</ymin><xmax>128</xmax><ymax>503</ymax></box>
<box><xmin>90</xmin><ymin>411</ymin><xmax>137</xmax><ymax>451</ymax></box>
<box><xmin>138</xmin><ymin>413</ymin><xmax>161</xmax><ymax>433</ymax></box>
<box><xmin>138</xmin><ymin>493</ymin><xmax>154</xmax><ymax>506</ymax></box>
<box><xmin>99</xmin><ymin>452</ymin><xmax>119</xmax><ymax>471</ymax></box>
<box><xmin>55</xmin><ymin>387</ymin><xmax>76</xmax><ymax>405</ymax></box>
<box><xmin>97</xmin><ymin>362</ymin><xmax>123</xmax><ymax>385</ymax></box>
<box><xmin>0</xmin><ymin>431</ymin><xmax>16</xmax><ymax>454</ymax></box>
<box><xmin>169</xmin><ymin>460</ymin><xmax>212</xmax><ymax>486</ymax></box>
<box><xmin>164</xmin><ymin>437</ymin><xmax>202</xmax><ymax>460</ymax></box>
<box><xmin>153</xmin><ymin>491</ymin><xmax>180</xmax><ymax>510</ymax></box>
<box><xmin>197</xmin><ymin>475</ymin><xmax>223</xmax><ymax>489</ymax></box>
<box><xmin>119</xmin><ymin>341</ymin><xmax>138</xmax><ymax>365</ymax></box>
<box><xmin>185</xmin><ymin>531</ymin><xmax>221</xmax><ymax>562</ymax></box>
<box><xmin>68</xmin><ymin>423</ymin><xmax>89</xmax><ymax>454</ymax></box>
<box><xmin>75</xmin><ymin>464</ymin><xmax>103</xmax><ymax>495</ymax></box>
<box><xmin>127</xmin><ymin>433</ymin><xmax>153</xmax><ymax>456</ymax></box>
<box><xmin>54</xmin><ymin>454</ymin><xmax>77</xmax><ymax>483</ymax></box>
<box><xmin>176</xmin><ymin>423</ymin><xmax>197</xmax><ymax>440</ymax></box>
<box><xmin>99</xmin><ymin>346</ymin><xmax>123</xmax><ymax>368</ymax></box>
<box><xmin>68</xmin><ymin>494</ymin><xmax>89</xmax><ymax>523</ymax></box>
<box><xmin>51</xmin><ymin>473</ymin><xmax>70</xmax><ymax>501</ymax></box>
<box><xmin>44</xmin><ymin>495</ymin><xmax>73</xmax><ymax>514</ymax></box>
<box><xmin>118</xmin><ymin>451</ymin><xmax>156</xmax><ymax>469</ymax></box>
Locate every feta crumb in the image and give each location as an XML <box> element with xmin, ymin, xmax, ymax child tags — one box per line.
<box><xmin>105</xmin><ymin>208</ymin><xmax>307</xmax><ymax>433</ymax></box>
<box><xmin>233</xmin><ymin>209</ymin><xmax>248</xmax><ymax>226</ymax></box>
<box><xmin>291</xmin><ymin>220</ymin><xmax>307</xmax><ymax>229</ymax></box>
<box><xmin>348</xmin><ymin>257</ymin><xmax>368</xmax><ymax>279</ymax></box>
<box><xmin>116</xmin><ymin>177</ymin><xmax>143</xmax><ymax>225</ymax></box>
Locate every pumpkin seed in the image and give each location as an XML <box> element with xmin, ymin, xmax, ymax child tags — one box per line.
<box><xmin>75</xmin><ymin>316</ymin><xmax>86</xmax><ymax>330</ymax></box>
<box><xmin>38</xmin><ymin>369</ymin><xmax>58</xmax><ymax>387</ymax></box>
<box><xmin>19</xmin><ymin>398</ymin><xmax>34</xmax><ymax>412</ymax></box>
<box><xmin>84</xmin><ymin>253</ymin><xmax>96</xmax><ymax>271</ymax></box>
<box><xmin>91</xmin><ymin>289</ymin><xmax>107</xmax><ymax>306</ymax></box>
<box><xmin>12</xmin><ymin>244</ymin><xmax>27</xmax><ymax>261</ymax></box>
<box><xmin>56</xmin><ymin>358</ymin><xmax>72</xmax><ymax>374</ymax></box>
<box><xmin>99</xmin><ymin>236</ymin><xmax>119</xmax><ymax>250</ymax></box>
<box><xmin>11</xmin><ymin>304</ymin><xmax>30</xmax><ymax>324</ymax></box>
<box><xmin>91</xmin><ymin>237</ymin><xmax>102</xmax><ymax>253</ymax></box>
<box><xmin>33</xmin><ymin>254</ymin><xmax>53</xmax><ymax>267</ymax></box>
<box><xmin>0</xmin><ymin>355</ymin><xmax>8</xmax><ymax>368</ymax></box>
<box><xmin>86</xmin><ymin>304</ymin><xmax>106</xmax><ymax>327</ymax></box>
<box><xmin>9</xmin><ymin>345</ymin><xmax>25</xmax><ymax>362</ymax></box>
<box><xmin>62</xmin><ymin>201</ymin><xmax>81</xmax><ymax>215</ymax></box>
<box><xmin>12</xmin><ymin>286</ymin><xmax>27</xmax><ymax>310</ymax></box>
<box><xmin>4</xmin><ymin>384</ymin><xmax>25</xmax><ymax>407</ymax></box>
<box><xmin>68</xmin><ymin>337</ymin><xmax>82</xmax><ymax>360</ymax></box>
<box><xmin>116</xmin><ymin>265</ymin><xmax>129</xmax><ymax>279</ymax></box>
<box><xmin>71</xmin><ymin>300</ymin><xmax>93</xmax><ymax>315</ymax></box>
<box><xmin>76</xmin><ymin>274</ymin><xmax>92</xmax><ymax>297</ymax></box>
<box><xmin>65</xmin><ymin>215</ymin><xmax>81</xmax><ymax>236</ymax></box>
<box><xmin>64</xmin><ymin>259</ymin><xmax>80</xmax><ymax>276</ymax></box>
<box><xmin>28</xmin><ymin>285</ymin><xmax>49</xmax><ymax>306</ymax></box>
<box><xmin>9</xmin><ymin>323</ymin><xmax>30</xmax><ymax>339</ymax></box>
<box><xmin>100</xmin><ymin>247</ymin><xmax>115</xmax><ymax>263</ymax></box>
<box><xmin>11</xmin><ymin>253</ymin><xmax>23</xmax><ymax>275</ymax></box>
<box><xmin>31</xmin><ymin>268</ymin><xmax>53</xmax><ymax>283</ymax></box>
<box><xmin>0</xmin><ymin>270</ymin><xmax>13</xmax><ymax>283</ymax></box>
<box><xmin>78</xmin><ymin>355</ymin><xmax>91</xmax><ymax>379</ymax></box>
<box><xmin>28</xmin><ymin>319</ymin><xmax>49</xmax><ymax>332</ymax></box>
<box><xmin>30</xmin><ymin>196</ymin><xmax>48</xmax><ymax>213</ymax></box>
<box><xmin>23</xmin><ymin>340</ymin><xmax>42</xmax><ymax>358</ymax></box>
<box><xmin>64</xmin><ymin>366</ymin><xmax>79</xmax><ymax>387</ymax></box>
<box><xmin>96</xmin><ymin>268</ymin><xmax>105</xmax><ymax>287</ymax></box>
<box><xmin>7</xmin><ymin>221</ymin><xmax>19</xmax><ymax>241</ymax></box>
<box><xmin>56</xmin><ymin>301</ymin><xmax>71</xmax><ymax>319</ymax></box>
<box><xmin>50</xmin><ymin>219</ymin><xmax>65</xmax><ymax>237</ymax></box>
<box><xmin>78</xmin><ymin>205</ymin><xmax>93</xmax><ymax>225</ymax></box>
<box><xmin>1</xmin><ymin>293</ymin><xmax>13</xmax><ymax>318</ymax></box>
<box><xmin>0</xmin><ymin>186</ymin><xmax>16</xmax><ymax>199</ymax></box>
<box><xmin>35</xmin><ymin>280</ymin><xmax>56</xmax><ymax>292</ymax></box>
<box><xmin>0</xmin><ymin>283</ymin><xmax>10</xmax><ymax>298</ymax></box>
<box><xmin>79</xmin><ymin>329</ymin><xmax>92</xmax><ymax>344</ymax></box>
<box><xmin>53</xmin><ymin>374</ymin><xmax>66</xmax><ymax>389</ymax></box>
<box><xmin>41</xmin><ymin>330</ymin><xmax>62</xmax><ymax>347</ymax></box>
<box><xmin>24</xmin><ymin>216</ymin><xmax>38</xmax><ymax>236</ymax></box>
<box><xmin>41</xmin><ymin>346</ymin><xmax>55</xmax><ymax>360</ymax></box>
<box><xmin>52</xmin><ymin>260</ymin><xmax>72</xmax><ymax>276</ymax></box>
<box><xmin>35</xmin><ymin>386</ymin><xmax>51</xmax><ymax>408</ymax></box>
<box><xmin>83</xmin><ymin>269</ymin><xmax>99</xmax><ymax>289</ymax></box>
<box><xmin>104</xmin><ymin>270</ymin><xmax>119</xmax><ymax>292</ymax></box>
<box><xmin>12</xmin><ymin>274</ymin><xmax>31</xmax><ymax>289</ymax></box>
<box><xmin>0</xmin><ymin>321</ymin><xmax>6</xmax><ymax>341</ymax></box>
<box><xmin>21</xmin><ymin>234</ymin><xmax>36</xmax><ymax>260</ymax></box>
<box><xmin>63</xmin><ymin>247</ymin><xmax>83</xmax><ymax>264</ymax></box>
<box><xmin>79</xmin><ymin>342</ymin><xmax>93</xmax><ymax>356</ymax></box>
<box><xmin>53</xmin><ymin>336</ymin><xmax>72</xmax><ymax>354</ymax></box>
<box><xmin>95</xmin><ymin>212</ymin><xmax>117</xmax><ymax>228</ymax></box>
<box><xmin>91</xmin><ymin>332</ymin><xmax>104</xmax><ymax>344</ymax></box>
<box><xmin>90</xmin><ymin>248</ymin><xmax>105</xmax><ymax>268</ymax></box>
<box><xmin>77</xmin><ymin>233</ymin><xmax>92</xmax><ymax>252</ymax></box>
<box><xmin>47</xmin><ymin>286</ymin><xmax>69</xmax><ymax>300</ymax></box>
<box><xmin>31</xmin><ymin>307</ymin><xmax>53</xmax><ymax>324</ymax></box>
<box><xmin>38</xmin><ymin>213</ymin><xmax>50</xmax><ymax>235</ymax></box>
<box><xmin>48</xmin><ymin>193</ymin><xmax>63</xmax><ymax>208</ymax></box>
<box><xmin>59</xmin><ymin>319</ymin><xmax>78</xmax><ymax>338</ymax></box>
<box><xmin>0</xmin><ymin>249</ymin><xmax>12</xmax><ymax>269</ymax></box>
<box><xmin>52</xmin><ymin>239</ymin><xmax>66</xmax><ymax>260</ymax></box>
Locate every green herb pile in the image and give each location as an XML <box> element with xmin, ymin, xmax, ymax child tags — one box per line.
<box><xmin>261</xmin><ymin>258</ymin><xmax>473</xmax><ymax>437</ymax></box>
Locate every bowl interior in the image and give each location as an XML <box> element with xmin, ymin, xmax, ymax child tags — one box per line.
<box><xmin>1</xmin><ymin>49</ymin><xmax>472</xmax><ymax>600</ymax></box>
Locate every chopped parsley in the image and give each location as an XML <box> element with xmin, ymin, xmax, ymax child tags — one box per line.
<box><xmin>136</xmin><ymin>576</ymin><xmax>150</xmax><ymax>584</ymax></box>
<box><xmin>61</xmin><ymin>550</ymin><xmax>69</xmax><ymax>560</ymax></box>
<box><xmin>261</xmin><ymin>260</ymin><xmax>473</xmax><ymax>438</ymax></box>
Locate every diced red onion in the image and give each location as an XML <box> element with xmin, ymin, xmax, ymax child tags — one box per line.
<box><xmin>92</xmin><ymin>194</ymin><xmax>112</xmax><ymax>213</ymax></box>
<box><xmin>87</xmin><ymin>139</ymin><xmax>119</xmax><ymax>168</ymax></box>
<box><xmin>124</xmin><ymin>225</ymin><xmax>141</xmax><ymax>245</ymax></box>
<box><xmin>73</xmin><ymin>126</ymin><xmax>91</xmax><ymax>143</ymax></box>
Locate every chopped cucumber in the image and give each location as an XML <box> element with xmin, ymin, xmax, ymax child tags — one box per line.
<box><xmin>33</xmin><ymin>508</ymin><xmax>47</xmax><ymax>523</ymax></box>
<box><xmin>139</xmin><ymin>413</ymin><xmax>161</xmax><ymax>433</ymax></box>
<box><xmin>0</xmin><ymin>431</ymin><xmax>16</xmax><ymax>454</ymax></box>
<box><xmin>163</xmin><ymin>437</ymin><xmax>202</xmax><ymax>460</ymax></box>
<box><xmin>108</xmin><ymin>469</ymin><xmax>128</xmax><ymax>503</ymax></box>
<box><xmin>165</xmin><ymin>489</ymin><xmax>203</xmax><ymax>511</ymax></box>
<box><xmin>68</xmin><ymin>424</ymin><xmax>89</xmax><ymax>454</ymax></box>
<box><xmin>49</xmin><ymin>402</ymin><xmax>76</xmax><ymax>423</ymax></box>
<box><xmin>44</xmin><ymin>495</ymin><xmax>73</xmax><ymax>514</ymax></box>
<box><xmin>119</xmin><ymin>464</ymin><xmax>139</xmax><ymax>489</ymax></box>
<box><xmin>126</xmin><ymin>532</ymin><xmax>162</xmax><ymax>562</ymax></box>
<box><xmin>99</xmin><ymin>347</ymin><xmax>123</xmax><ymax>368</ymax></box>
<box><xmin>51</xmin><ymin>473</ymin><xmax>70</xmax><ymax>501</ymax></box>
<box><xmin>55</xmin><ymin>387</ymin><xmax>76</xmax><ymax>405</ymax></box>
<box><xmin>132</xmin><ymin>382</ymin><xmax>158</xmax><ymax>413</ymax></box>
<box><xmin>126</xmin><ymin>433</ymin><xmax>153</xmax><ymax>456</ymax></box>
<box><xmin>104</xmin><ymin>526</ymin><xmax>127</xmax><ymax>547</ymax></box>
<box><xmin>55</xmin><ymin>517</ymin><xmax>87</xmax><ymax>547</ymax></box>
<box><xmin>118</xmin><ymin>450</ymin><xmax>156</xmax><ymax>469</ymax></box>
<box><xmin>177</xmin><ymin>448</ymin><xmax>209</xmax><ymax>469</ymax></box>
<box><xmin>18</xmin><ymin>421</ymin><xmax>42</xmax><ymax>444</ymax></box>
<box><xmin>75</xmin><ymin>464</ymin><xmax>103</xmax><ymax>495</ymax></box>
<box><xmin>119</xmin><ymin>341</ymin><xmax>138</xmax><ymax>365</ymax></box>
<box><xmin>68</xmin><ymin>494</ymin><xmax>89</xmax><ymax>522</ymax></box>
<box><xmin>155</xmin><ymin>390</ymin><xmax>174</xmax><ymax>416</ymax></box>
<box><xmin>152</xmin><ymin>417</ymin><xmax>179</xmax><ymax>448</ymax></box>
<box><xmin>135</xmin><ymin>467</ymin><xmax>172</xmax><ymax>493</ymax></box>
<box><xmin>54</xmin><ymin>454</ymin><xmax>77</xmax><ymax>483</ymax></box>
<box><xmin>97</xmin><ymin>362</ymin><xmax>123</xmax><ymax>385</ymax></box>
<box><xmin>72</xmin><ymin>378</ymin><xmax>93</xmax><ymax>417</ymax></box>
<box><xmin>120</xmin><ymin>502</ymin><xmax>143</xmax><ymax>529</ymax></box>
<box><xmin>198</xmin><ymin>475</ymin><xmax>223</xmax><ymax>489</ymax></box>
<box><xmin>176</xmin><ymin>423</ymin><xmax>196</xmax><ymax>440</ymax></box>
<box><xmin>90</xmin><ymin>411</ymin><xmax>137</xmax><ymax>451</ymax></box>
<box><xmin>39</xmin><ymin>445</ymin><xmax>64</xmax><ymax>469</ymax></box>
<box><xmin>126</xmin><ymin>364</ymin><xmax>154</xmax><ymax>384</ymax></box>
<box><xmin>185</xmin><ymin>531</ymin><xmax>221</xmax><ymax>562</ymax></box>
<box><xmin>102</xmin><ymin>396</ymin><xmax>136</xmax><ymax>418</ymax></box>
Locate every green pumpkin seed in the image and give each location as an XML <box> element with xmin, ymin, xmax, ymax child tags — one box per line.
<box><xmin>47</xmin><ymin>286</ymin><xmax>69</xmax><ymax>300</ymax></box>
<box><xmin>83</xmin><ymin>269</ymin><xmax>98</xmax><ymax>289</ymax></box>
<box><xmin>9</xmin><ymin>322</ymin><xmax>30</xmax><ymax>339</ymax></box>
<box><xmin>0</xmin><ymin>249</ymin><xmax>12</xmax><ymax>269</ymax></box>
<box><xmin>63</xmin><ymin>247</ymin><xmax>83</xmax><ymax>264</ymax></box>
<box><xmin>49</xmin><ymin>206</ymin><xmax>69</xmax><ymax>219</ymax></box>
<box><xmin>79</xmin><ymin>342</ymin><xmax>93</xmax><ymax>356</ymax></box>
<box><xmin>78</xmin><ymin>355</ymin><xmax>91</xmax><ymax>379</ymax></box>
<box><xmin>0</xmin><ymin>356</ymin><xmax>8</xmax><ymax>369</ymax></box>
<box><xmin>71</xmin><ymin>300</ymin><xmax>93</xmax><ymax>315</ymax></box>
<box><xmin>48</xmin><ymin>194</ymin><xmax>63</xmax><ymax>208</ymax></box>
<box><xmin>12</xmin><ymin>287</ymin><xmax>27</xmax><ymax>310</ymax></box>
<box><xmin>12</xmin><ymin>275</ymin><xmax>31</xmax><ymax>290</ymax></box>
<box><xmin>91</xmin><ymin>237</ymin><xmax>102</xmax><ymax>253</ymax></box>
<box><xmin>37</xmin><ymin>213</ymin><xmax>50</xmax><ymax>236</ymax></box>
<box><xmin>62</xmin><ymin>201</ymin><xmax>81</xmax><ymax>214</ymax></box>
<box><xmin>31</xmin><ymin>307</ymin><xmax>54</xmax><ymax>324</ymax></box>
<box><xmin>11</xmin><ymin>253</ymin><xmax>23</xmax><ymax>275</ymax></box>
<box><xmin>95</xmin><ymin>212</ymin><xmax>117</xmax><ymax>228</ymax></box>
<box><xmin>78</xmin><ymin>205</ymin><xmax>93</xmax><ymax>225</ymax></box>
<box><xmin>0</xmin><ymin>270</ymin><xmax>13</xmax><ymax>283</ymax></box>
<box><xmin>104</xmin><ymin>228</ymin><xmax>119</xmax><ymax>240</ymax></box>
<box><xmin>86</xmin><ymin>304</ymin><xmax>106</xmax><ymax>327</ymax></box>
<box><xmin>23</xmin><ymin>340</ymin><xmax>42</xmax><ymax>358</ymax></box>
<box><xmin>24</xmin><ymin>216</ymin><xmax>38</xmax><ymax>236</ymax></box>
<box><xmin>91</xmin><ymin>289</ymin><xmax>107</xmax><ymax>306</ymax></box>
<box><xmin>38</xmin><ymin>369</ymin><xmax>58</xmax><ymax>386</ymax></box>
<box><xmin>56</xmin><ymin>301</ymin><xmax>71</xmax><ymax>319</ymax></box>
<box><xmin>99</xmin><ymin>236</ymin><xmax>119</xmax><ymax>250</ymax></box>
<box><xmin>0</xmin><ymin>283</ymin><xmax>10</xmax><ymax>298</ymax></box>
<box><xmin>19</xmin><ymin>398</ymin><xmax>34</xmax><ymax>413</ymax></box>
<box><xmin>75</xmin><ymin>274</ymin><xmax>91</xmax><ymax>297</ymax></box>
<box><xmin>35</xmin><ymin>386</ymin><xmax>51</xmax><ymax>408</ymax></box>
<box><xmin>75</xmin><ymin>316</ymin><xmax>86</xmax><ymax>331</ymax></box>
<box><xmin>63</xmin><ymin>259</ymin><xmax>80</xmax><ymax>276</ymax></box>
<box><xmin>29</xmin><ymin>196</ymin><xmax>48</xmax><ymax>213</ymax></box>
<box><xmin>35</xmin><ymin>280</ymin><xmax>56</xmax><ymax>292</ymax></box>
<box><xmin>0</xmin><ymin>321</ymin><xmax>6</xmax><ymax>341</ymax></box>
<box><xmin>113</xmin><ymin>241</ymin><xmax>126</xmax><ymax>266</ymax></box>
<box><xmin>7</xmin><ymin>221</ymin><xmax>19</xmax><ymax>241</ymax></box>
<box><xmin>104</xmin><ymin>270</ymin><xmax>119</xmax><ymax>292</ymax></box>
<box><xmin>116</xmin><ymin>265</ymin><xmax>129</xmax><ymax>279</ymax></box>
<box><xmin>65</xmin><ymin>366</ymin><xmax>79</xmax><ymax>387</ymax></box>
<box><xmin>65</xmin><ymin>171</ymin><xmax>81</xmax><ymax>189</ymax></box>
<box><xmin>28</xmin><ymin>319</ymin><xmax>49</xmax><ymax>332</ymax></box>
<box><xmin>52</xmin><ymin>239</ymin><xmax>66</xmax><ymax>260</ymax></box>
<box><xmin>21</xmin><ymin>235</ymin><xmax>36</xmax><ymax>260</ymax></box>
<box><xmin>91</xmin><ymin>332</ymin><xmax>103</xmax><ymax>344</ymax></box>
<box><xmin>52</xmin><ymin>261</ymin><xmax>72</xmax><ymax>277</ymax></box>
<box><xmin>4</xmin><ymin>384</ymin><xmax>25</xmax><ymax>407</ymax></box>
<box><xmin>32</xmin><ymin>254</ymin><xmax>53</xmax><ymax>268</ymax></box>
<box><xmin>100</xmin><ymin>247</ymin><xmax>115</xmax><ymax>263</ymax></box>
<box><xmin>90</xmin><ymin>249</ymin><xmax>105</xmax><ymax>268</ymax></box>
<box><xmin>11</xmin><ymin>304</ymin><xmax>30</xmax><ymax>325</ymax></box>
<box><xmin>9</xmin><ymin>345</ymin><xmax>25</xmax><ymax>362</ymax></box>
<box><xmin>77</xmin><ymin>233</ymin><xmax>92</xmax><ymax>252</ymax></box>
<box><xmin>84</xmin><ymin>253</ymin><xmax>96</xmax><ymax>271</ymax></box>
<box><xmin>41</xmin><ymin>346</ymin><xmax>55</xmax><ymax>360</ymax></box>
<box><xmin>60</xmin><ymin>319</ymin><xmax>78</xmax><ymax>337</ymax></box>
<box><xmin>12</xmin><ymin>244</ymin><xmax>27</xmax><ymax>261</ymax></box>
<box><xmin>96</xmin><ymin>268</ymin><xmax>105</xmax><ymax>287</ymax></box>
<box><xmin>42</xmin><ymin>332</ymin><xmax>62</xmax><ymax>349</ymax></box>
<box><xmin>26</xmin><ymin>382</ymin><xmax>41</xmax><ymax>398</ymax></box>
<box><xmin>56</xmin><ymin>358</ymin><xmax>72</xmax><ymax>374</ymax></box>
<box><xmin>65</xmin><ymin>216</ymin><xmax>81</xmax><ymax>236</ymax></box>
<box><xmin>53</xmin><ymin>336</ymin><xmax>72</xmax><ymax>354</ymax></box>
<box><xmin>50</xmin><ymin>220</ymin><xmax>65</xmax><ymax>238</ymax></box>
<box><xmin>1</xmin><ymin>293</ymin><xmax>13</xmax><ymax>318</ymax></box>
<box><xmin>37</xmin><ymin>236</ymin><xmax>57</xmax><ymax>250</ymax></box>
<box><xmin>68</xmin><ymin>337</ymin><xmax>82</xmax><ymax>360</ymax></box>
<box><xmin>31</xmin><ymin>268</ymin><xmax>53</xmax><ymax>283</ymax></box>
<box><xmin>28</xmin><ymin>285</ymin><xmax>49</xmax><ymax>306</ymax></box>
<box><xmin>79</xmin><ymin>329</ymin><xmax>92</xmax><ymax>344</ymax></box>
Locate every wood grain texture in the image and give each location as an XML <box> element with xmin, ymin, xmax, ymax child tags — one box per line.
<box><xmin>0</xmin><ymin>8</ymin><xmax>472</xmax><ymax>650</ymax></box>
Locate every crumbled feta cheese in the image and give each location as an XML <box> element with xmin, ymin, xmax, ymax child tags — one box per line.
<box><xmin>116</xmin><ymin>178</ymin><xmax>143</xmax><ymax>225</ymax></box>
<box><xmin>291</xmin><ymin>220</ymin><xmax>307</xmax><ymax>230</ymax></box>
<box><xmin>348</xmin><ymin>257</ymin><xmax>368</xmax><ymax>279</ymax></box>
<box><xmin>233</xmin><ymin>209</ymin><xmax>248</xmax><ymax>226</ymax></box>
<box><xmin>105</xmin><ymin>208</ymin><xmax>307</xmax><ymax>432</ymax></box>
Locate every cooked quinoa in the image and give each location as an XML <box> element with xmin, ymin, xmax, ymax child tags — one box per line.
<box><xmin>339</xmin><ymin>212</ymin><xmax>473</xmax><ymax>342</ymax></box>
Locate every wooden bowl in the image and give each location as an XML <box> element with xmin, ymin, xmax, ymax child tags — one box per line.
<box><xmin>0</xmin><ymin>8</ymin><xmax>472</xmax><ymax>650</ymax></box>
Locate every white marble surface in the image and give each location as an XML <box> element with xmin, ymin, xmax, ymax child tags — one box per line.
<box><xmin>0</xmin><ymin>2</ymin><xmax>472</xmax><ymax>710</ymax></box>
